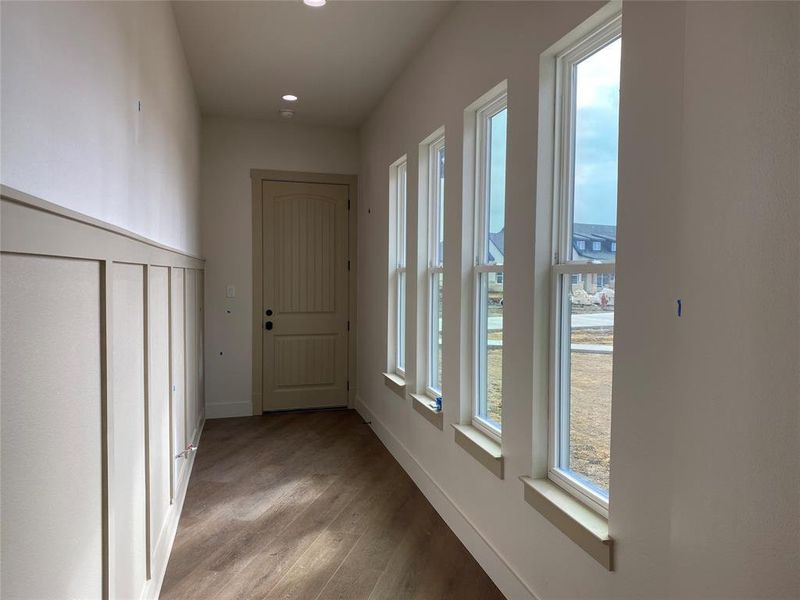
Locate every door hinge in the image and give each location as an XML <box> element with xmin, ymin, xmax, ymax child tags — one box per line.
<box><xmin>347</xmin><ymin>320</ymin><xmax>350</xmax><ymax>331</ymax></box>
<box><xmin>347</xmin><ymin>259</ymin><xmax>351</xmax><ymax>271</ymax></box>
<box><xmin>347</xmin><ymin>198</ymin><xmax>351</xmax><ymax>210</ymax></box>
<box><xmin>347</xmin><ymin>380</ymin><xmax>350</xmax><ymax>391</ymax></box>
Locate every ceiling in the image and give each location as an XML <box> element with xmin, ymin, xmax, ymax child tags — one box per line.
<box><xmin>172</xmin><ymin>1</ymin><xmax>454</xmax><ymax>127</ymax></box>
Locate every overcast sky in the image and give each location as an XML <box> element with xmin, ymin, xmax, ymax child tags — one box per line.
<box><xmin>573</xmin><ymin>38</ymin><xmax>621</xmax><ymax>227</ymax></box>
<box><xmin>487</xmin><ymin>37</ymin><xmax>621</xmax><ymax>234</ymax></box>
<box><xmin>488</xmin><ymin>109</ymin><xmax>507</xmax><ymax>236</ymax></box>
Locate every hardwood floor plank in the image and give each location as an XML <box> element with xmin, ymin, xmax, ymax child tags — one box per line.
<box><xmin>316</xmin><ymin>486</ymin><xmax>427</xmax><ymax>600</ymax></box>
<box><xmin>209</xmin><ymin>456</ymin><xmax>388</xmax><ymax>598</ymax></box>
<box><xmin>367</xmin><ymin>494</ymin><xmax>441</xmax><ymax>600</ymax></box>
<box><xmin>264</xmin><ymin>530</ymin><xmax>361</xmax><ymax>600</ymax></box>
<box><xmin>160</xmin><ymin>410</ymin><xmax>505</xmax><ymax>600</ymax></box>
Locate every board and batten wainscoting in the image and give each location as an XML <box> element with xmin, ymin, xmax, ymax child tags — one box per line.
<box><xmin>0</xmin><ymin>185</ymin><xmax>205</xmax><ymax>600</ymax></box>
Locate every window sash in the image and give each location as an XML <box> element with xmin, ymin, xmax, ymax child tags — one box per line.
<box><xmin>397</xmin><ymin>162</ymin><xmax>408</xmax><ymax>269</ymax></box>
<box><xmin>472</xmin><ymin>91</ymin><xmax>507</xmax><ymax>438</ymax></box>
<box><xmin>425</xmin><ymin>137</ymin><xmax>445</xmax><ymax>397</ymax></box>
<box><xmin>549</xmin><ymin>12</ymin><xmax>621</xmax><ymax>516</ymax></box>
<box><xmin>554</xmin><ymin>16</ymin><xmax>621</xmax><ymax>265</ymax></box>
<box><xmin>473</xmin><ymin>414</ymin><xmax>501</xmax><ymax>443</ymax></box>
<box><xmin>396</xmin><ymin>267</ymin><xmax>406</xmax><ymax>376</ymax></box>
<box><xmin>390</xmin><ymin>158</ymin><xmax>407</xmax><ymax>378</ymax></box>
<box><xmin>549</xmin><ymin>264</ymin><xmax>613</xmax><ymax>516</ymax></box>
<box><xmin>397</xmin><ymin>159</ymin><xmax>406</xmax><ymax>375</ymax></box>
<box><xmin>426</xmin><ymin>270</ymin><xmax>443</xmax><ymax>397</ymax></box>
<box><xmin>475</xmin><ymin>264</ymin><xmax>504</xmax><ymax>274</ymax></box>
<box><xmin>429</xmin><ymin>137</ymin><xmax>445</xmax><ymax>269</ymax></box>
<box><xmin>475</xmin><ymin>94</ymin><xmax>507</xmax><ymax>268</ymax></box>
<box><xmin>552</xmin><ymin>262</ymin><xmax>615</xmax><ymax>275</ymax></box>
<box><xmin>472</xmin><ymin>267</ymin><xmax>503</xmax><ymax>442</ymax></box>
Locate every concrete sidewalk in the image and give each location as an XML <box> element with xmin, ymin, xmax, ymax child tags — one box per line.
<box><xmin>486</xmin><ymin>311</ymin><xmax>614</xmax><ymax>332</ymax></box>
<box><xmin>486</xmin><ymin>340</ymin><xmax>612</xmax><ymax>353</ymax></box>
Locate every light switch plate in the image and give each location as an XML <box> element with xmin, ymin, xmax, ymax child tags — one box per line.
<box><xmin>226</xmin><ymin>285</ymin><xmax>236</xmax><ymax>298</ymax></box>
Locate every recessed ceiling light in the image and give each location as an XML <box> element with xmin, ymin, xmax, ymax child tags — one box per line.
<box><xmin>303</xmin><ymin>0</ymin><xmax>326</xmax><ymax>6</ymax></box>
<box><xmin>282</xmin><ymin>94</ymin><xmax>298</xmax><ymax>102</ymax></box>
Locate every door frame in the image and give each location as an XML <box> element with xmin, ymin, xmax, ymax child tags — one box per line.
<box><xmin>250</xmin><ymin>169</ymin><xmax>358</xmax><ymax>415</ymax></box>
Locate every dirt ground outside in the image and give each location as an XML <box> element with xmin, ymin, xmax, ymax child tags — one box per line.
<box><xmin>485</xmin><ymin>325</ymin><xmax>612</xmax><ymax>491</ymax></box>
<box><xmin>568</xmin><ymin>349</ymin><xmax>612</xmax><ymax>490</ymax></box>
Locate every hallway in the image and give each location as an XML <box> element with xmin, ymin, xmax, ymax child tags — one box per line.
<box><xmin>3</xmin><ymin>2</ymin><xmax>799</xmax><ymax>598</ymax></box>
<box><xmin>160</xmin><ymin>411</ymin><xmax>504</xmax><ymax>599</ymax></box>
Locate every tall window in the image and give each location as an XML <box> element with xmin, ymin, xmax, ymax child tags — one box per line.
<box><xmin>426</xmin><ymin>136</ymin><xmax>445</xmax><ymax>397</ymax></box>
<box><xmin>390</xmin><ymin>158</ymin><xmax>408</xmax><ymax>377</ymax></box>
<box><xmin>474</xmin><ymin>93</ymin><xmax>507</xmax><ymax>440</ymax></box>
<box><xmin>550</xmin><ymin>16</ymin><xmax>621</xmax><ymax>515</ymax></box>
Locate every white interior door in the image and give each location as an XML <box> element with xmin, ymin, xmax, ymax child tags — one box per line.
<box><xmin>261</xmin><ymin>180</ymin><xmax>349</xmax><ymax>411</ymax></box>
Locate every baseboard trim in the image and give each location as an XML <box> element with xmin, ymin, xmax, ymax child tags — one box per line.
<box><xmin>354</xmin><ymin>396</ymin><xmax>539</xmax><ymax>600</ymax></box>
<box><xmin>142</xmin><ymin>419</ymin><xmax>204</xmax><ymax>600</ymax></box>
<box><xmin>205</xmin><ymin>401</ymin><xmax>252</xmax><ymax>419</ymax></box>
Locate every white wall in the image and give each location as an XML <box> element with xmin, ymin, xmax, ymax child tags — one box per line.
<box><xmin>200</xmin><ymin>117</ymin><xmax>358</xmax><ymax>418</ymax></box>
<box><xmin>0</xmin><ymin>0</ymin><xmax>201</xmax><ymax>255</ymax></box>
<box><xmin>357</xmin><ymin>2</ymin><xmax>799</xmax><ymax>599</ymax></box>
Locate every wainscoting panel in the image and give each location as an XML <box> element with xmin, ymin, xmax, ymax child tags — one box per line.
<box><xmin>148</xmin><ymin>266</ymin><xmax>172</xmax><ymax>569</ymax></box>
<box><xmin>0</xmin><ymin>185</ymin><xmax>205</xmax><ymax>600</ymax></box>
<box><xmin>171</xmin><ymin>268</ymin><xmax>188</xmax><ymax>490</ymax></box>
<box><xmin>197</xmin><ymin>270</ymin><xmax>205</xmax><ymax>426</ymax></box>
<box><xmin>185</xmin><ymin>268</ymin><xmax>200</xmax><ymax>444</ymax></box>
<box><xmin>111</xmin><ymin>263</ymin><xmax>148</xmax><ymax>600</ymax></box>
<box><xmin>0</xmin><ymin>254</ymin><xmax>103</xmax><ymax>599</ymax></box>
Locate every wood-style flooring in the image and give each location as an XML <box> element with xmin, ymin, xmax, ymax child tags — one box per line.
<box><xmin>160</xmin><ymin>409</ymin><xmax>505</xmax><ymax>600</ymax></box>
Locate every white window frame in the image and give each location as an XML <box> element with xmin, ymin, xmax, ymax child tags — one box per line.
<box><xmin>472</xmin><ymin>90</ymin><xmax>507</xmax><ymax>443</ymax></box>
<box><xmin>426</xmin><ymin>135</ymin><xmax>446</xmax><ymax>399</ymax></box>
<box><xmin>548</xmin><ymin>13</ymin><xmax>621</xmax><ymax>517</ymax></box>
<box><xmin>390</xmin><ymin>158</ymin><xmax>408</xmax><ymax>378</ymax></box>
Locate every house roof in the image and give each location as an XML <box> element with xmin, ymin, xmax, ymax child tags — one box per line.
<box><xmin>489</xmin><ymin>229</ymin><xmax>505</xmax><ymax>255</ymax></box>
<box><xmin>574</xmin><ymin>223</ymin><xmax>616</xmax><ymax>241</ymax></box>
<box><xmin>573</xmin><ymin>223</ymin><xmax>616</xmax><ymax>261</ymax></box>
<box><xmin>479</xmin><ymin>225</ymin><xmax>616</xmax><ymax>262</ymax></box>
<box><xmin>488</xmin><ymin>228</ymin><xmax>504</xmax><ymax>263</ymax></box>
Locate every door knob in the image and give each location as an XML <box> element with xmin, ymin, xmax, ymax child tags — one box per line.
<box><xmin>265</xmin><ymin>321</ymin><xmax>273</xmax><ymax>330</ymax></box>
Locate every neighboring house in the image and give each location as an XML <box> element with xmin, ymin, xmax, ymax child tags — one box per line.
<box><xmin>482</xmin><ymin>225</ymin><xmax>615</xmax><ymax>297</ymax></box>
<box><xmin>488</xmin><ymin>229</ymin><xmax>505</xmax><ymax>292</ymax></box>
<box><xmin>488</xmin><ymin>229</ymin><xmax>505</xmax><ymax>265</ymax></box>
<box><xmin>572</xmin><ymin>223</ymin><xmax>616</xmax><ymax>261</ymax></box>
<box><xmin>572</xmin><ymin>223</ymin><xmax>616</xmax><ymax>296</ymax></box>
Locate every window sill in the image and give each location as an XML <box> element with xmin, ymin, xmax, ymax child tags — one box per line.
<box><xmin>410</xmin><ymin>393</ymin><xmax>443</xmax><ymax>430</ymax></box>
<box><xmin>382</xmin><ymin>372</ymin><xmax>406</xmax><ymax>399</ymax></box>
<box><xmin>520</xmin><ymin>476</ymin><xmax>613</xmax><ymax>570</ymax></box>
<box><xmin>451</xmin><ymin>424</ymin><xmax>503</xmax><ymax>479</ymax></box>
